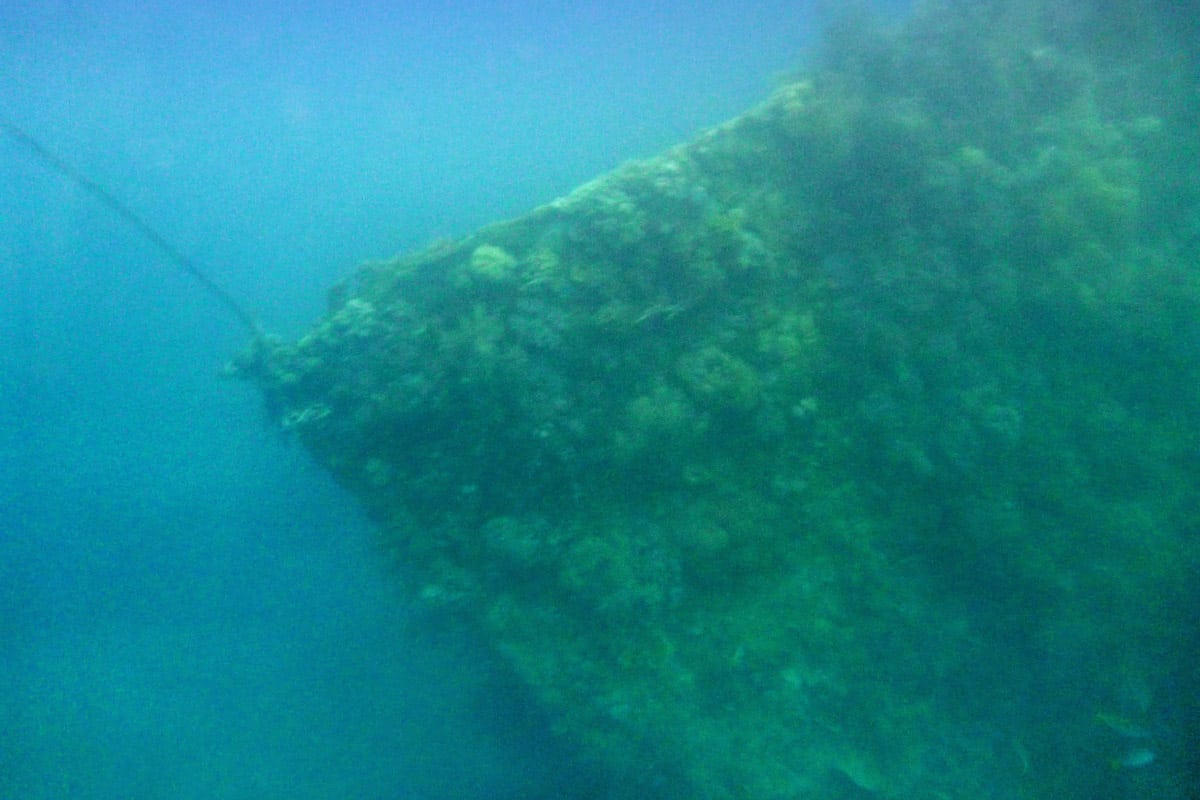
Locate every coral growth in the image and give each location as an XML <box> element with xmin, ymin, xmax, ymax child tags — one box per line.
<box><xmin>233</xmin><ymin>3</ymin><xmax>1200</xmax><ymax>797</ymax></box>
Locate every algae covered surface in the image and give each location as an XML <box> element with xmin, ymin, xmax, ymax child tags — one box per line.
<box><xmin>234</xmin><ymin>1</ymin><xmax>1200</xmax><ymax>797</ymax></box>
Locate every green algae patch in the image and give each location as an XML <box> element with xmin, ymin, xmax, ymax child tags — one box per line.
<box><xmin>233</xmin><ymin>2</ymin><xmax>1200</xmax><ymax>797</ymax></box>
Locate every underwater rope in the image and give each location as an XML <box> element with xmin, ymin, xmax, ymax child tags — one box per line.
<box><xmin>1</xmin><ymin>117</ymin><xmax>263</xmax><ymax>338</ymax></box>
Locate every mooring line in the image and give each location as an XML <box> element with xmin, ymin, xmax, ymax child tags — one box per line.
<box><xmin>1</xmin><ymin>117</ymin><xmax>263</xmax><ymax>338</ymax></box>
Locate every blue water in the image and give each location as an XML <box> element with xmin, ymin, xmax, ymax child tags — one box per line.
<box><xmin>0</xmin><ymin>2</ymin><xmax>906</xmax><ymax>797</ymax></box>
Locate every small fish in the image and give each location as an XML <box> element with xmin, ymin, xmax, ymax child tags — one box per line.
<box><xmin>1112</xmin><ymin>748</ymin><xmax>1156</xmax><ymax>770</ymax></box>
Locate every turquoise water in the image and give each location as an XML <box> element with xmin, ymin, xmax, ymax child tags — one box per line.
<box><xmin>0</xmin><ymin>3</ymin><xmax>891</xmax><ymax>798</ymax></box>
<box><xmin>20</xmin><ymin>3</ymin><xmax>1195</xmax><ymax>799</ymax></box>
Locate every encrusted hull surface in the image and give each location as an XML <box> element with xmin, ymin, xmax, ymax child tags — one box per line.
<box><xmin>236</xmin><ymin>3</ymin><xmax>1200</xmax><ymax>796</ymax></box>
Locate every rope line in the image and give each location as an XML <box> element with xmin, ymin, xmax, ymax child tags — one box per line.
<box><xmin>1</xmin><ymin>117</ymin><xmax>262</xmax><ymax>338</ymax></box>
